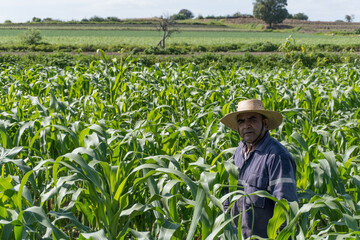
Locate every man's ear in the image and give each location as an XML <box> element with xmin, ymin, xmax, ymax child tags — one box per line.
<box><xmin>263</xmin><ymin>118</ymin><xmax>269</xmax><ymax>130</ymax></box>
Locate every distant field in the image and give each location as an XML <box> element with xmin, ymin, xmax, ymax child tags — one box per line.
<box><xmin>1</xmin><ymin>29</ymin><xmax>360</xmax><ymax>48</ymax></box>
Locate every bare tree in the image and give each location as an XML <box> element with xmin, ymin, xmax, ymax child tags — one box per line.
<box><xmin>156</xmin><ymin>15</ymin><xmax>178</xmax><ymax>48</ymax></box>
<box><xmin>345</xmin><ymin>14</ymin><xmax>355</xmax><ymax>23</ymax></box>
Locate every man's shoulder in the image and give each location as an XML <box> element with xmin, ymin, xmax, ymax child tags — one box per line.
<box><xmin>265</xmin><ymin>136</ymin><xmax>291</xmax><ymax>156</ymax></box>
<box><xmin>264</xmin><ymin>137</ymin><xmax>297</xmax><ymax>171</ymax></box>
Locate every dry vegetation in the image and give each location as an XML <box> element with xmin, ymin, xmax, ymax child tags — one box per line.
<box><xmin>2</xmin><ymin>17</ymin><xmax>360</xmax><ymax>34</ymax></box>
<box><xmin>224</xmin><ymin>17</ymin><xmax>360</xmax><ymax>33</ymax></box>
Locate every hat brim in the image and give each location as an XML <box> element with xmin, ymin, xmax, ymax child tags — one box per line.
<box><xmin>220</xmin><ymin>110</ymin><xmax>283</xmax><ymax>131</ymax></box>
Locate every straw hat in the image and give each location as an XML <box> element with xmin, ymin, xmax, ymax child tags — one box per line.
<box><xmin>220</xmin><ymin>99</ymin><xmax>283</xmax><ymax>131</ymax></box>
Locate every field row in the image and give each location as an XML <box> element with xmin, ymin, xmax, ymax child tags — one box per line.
<box><xmin>1</xmin><ymin>29</ymin><xmax>360</xmax><ymax>48</ymax></box>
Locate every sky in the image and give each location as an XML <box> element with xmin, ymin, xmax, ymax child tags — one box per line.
<box><xmin>2</xmin><ymin>0</ymin><xmax>360</xmax><ymax>23</ymax></box>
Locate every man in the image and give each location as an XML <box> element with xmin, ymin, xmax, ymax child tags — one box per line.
<box><xmin>221</xmin><ymin>99</ymin><xmax>297</xmax><ymax>239</ymax></box>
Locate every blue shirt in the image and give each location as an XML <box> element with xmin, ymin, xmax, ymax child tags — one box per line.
<box><xmin>230</xmin><ymin>131</ymin><xmax>297</xmax><ymax>239</ymax></box>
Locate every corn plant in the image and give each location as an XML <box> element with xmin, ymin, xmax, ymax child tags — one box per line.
<box><xmin>0</xmin><ymin>52</ymin><xmax>359</xmax><ymax>239</ymax></box>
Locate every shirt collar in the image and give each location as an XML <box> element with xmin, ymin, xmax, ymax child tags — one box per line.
<box><xmin>239</xmin><ymin>131</ymin><xmax>271</xmax><ymax>153</ymax></box>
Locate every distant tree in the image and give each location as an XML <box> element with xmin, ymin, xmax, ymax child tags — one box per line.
<box><xmin>4</xmin><ymin>20</ymin><xmax>12</xmax><ymax>24</ymax></box>
<box><xmin>345</xmin><ymin>14</ymin><xmax>355</xmax><ymax>23</ymax></box>
<box><xmin>42</xmin><ymin>18</ymin><xmax>62</xmax><ymax>23</ymax></box>
<box><xmin>345</xmin><ymin>15</ymin><xmax>351</xmax><ymax>22</ymax></box>
<box><xmin>106</xmin><ymin>16</ymin><xmax>121</xmax><ymax>22</ymax></box>
<box><xmin>32</xmin><ymin>17</ymin><xmax>42</xmax><ymax>23</ymax></box>
<box><xmin>156</xmin><ymin>15</ymin><xmax>178</xmax><ymax>48</ymax></box>
<box><xmin>232</xmin><ymin>12</ymin><xmax>243</xmax><ymax>18</ymax></box>
<box><xmin>178</xmin><ymin>9</ymin><xmax>194</xmax><ymax>19</ymax></box>
<box><xmin>171</xmin><ymin>13</ymin><xmax>186</xmax><ymax>20</ymax></box>
<box><xmin>89</xmin><ymin>16</ymin><xmax>105</xmax><ymax>22</ymax></box>
<box><xmin>293</xmin><ymin>13</ymin><xmax>308</xmax><ymax>20</ymax></box>
<box><xmin>205</xmin><ymin>15</ymin><xmax>216</xmax><ymax>19</ymax></box>
<box><xmin>253</xmin><ymin>0</ymin><xmax>288</xmax><ymax>28</ymax></box>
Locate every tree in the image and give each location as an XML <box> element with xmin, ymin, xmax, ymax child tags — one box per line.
<box><xmin>232</xmin><ymin>12</ymin><xmax>243</xmax><ymax>17</ymax></box>
<box><xmin>89</xmin><ymin>16</ymin><xmax>105</xmax><ymax>22</ymax></box>
<box><xmin>178</xmin><ymin>9</ymin><xmax>194</xmax><ymax>19</ymax></box>
<box><xmin>32</xmin><ymin>17</ymin><xmax>42</xmax><ymax>23</ymax></box>
<box><xmin>345</xmin><ymin>14</ymin><xmax>355</xmax><ymax>23</ymax></box>
<box><xmin>253</xmin><ymin>0</ymin><xmax>288</xmax><ymax>28</ymax></box>
<box><xmin>156</xmin><ymin>15</ymin><xmax>178</xmax><ymax>48</ymax></box>
<box><xmin>106</xmin><ymin>16</ymin><xmax>121</xmax><ymax>22</ymax></box>
<box><xmin>293</xmin><ymin>13</ymin><xmax>308</xmax><ymax>20</ymax></box>
<box><xmin>171</xmin><ymin>14</ymin><xmax>186</xmax><ymax>20</ymax></box>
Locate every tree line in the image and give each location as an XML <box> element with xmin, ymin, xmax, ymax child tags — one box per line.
<box><xmin>3</xmin><ymin>2</ymin><xmax>309</xmax><ymax>25</ymax></box>
<box><xmin>3</xmin><ymin>0</ymin><xmax>357</xmax><ymax>27</ymax></box>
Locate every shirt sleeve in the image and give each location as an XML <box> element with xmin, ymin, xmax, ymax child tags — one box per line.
<box><xmin>268</xmin><ymin>153</ymin><xmax>298</xmax><ymax>202</ymax></box>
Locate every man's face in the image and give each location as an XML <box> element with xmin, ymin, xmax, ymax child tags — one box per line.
<box><xmin>237</xmin><ymin>112</ymin><xmax>268</xmax><ymax>144</ymax></box>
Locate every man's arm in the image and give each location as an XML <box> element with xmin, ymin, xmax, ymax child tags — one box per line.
<box><xmin>268</xmin><ymin>153</ymin><xmax>297</xmax><ymax>202</ymax></box>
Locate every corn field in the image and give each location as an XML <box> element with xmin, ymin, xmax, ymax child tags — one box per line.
<box><xmin>0</xmin><ymin>52</ymin><xmax>359</xmax><ymax>239</ymax></box>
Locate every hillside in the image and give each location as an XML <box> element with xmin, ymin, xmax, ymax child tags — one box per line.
<box><xmin>3</xmin><ymin>17</ymin><xmax>360</xmax><ymax>34</ymax></box>
<box><xmin>223</xmin><ymin>17</ymin><xmax>360</xmax><ymax>33</ymax></box>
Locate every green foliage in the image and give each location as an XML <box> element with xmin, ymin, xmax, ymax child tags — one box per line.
<box><xmin>32</xmin><ymin>17</ymin><xmax>42</xmax><ymax>23</ymax></box>
<box><xmin>19</xmin><ymin>28</ymin><xmax>43</xmax><ymax>45</ymax></box>
<box><xmin>105</xmin><ymin>16</ymin><xmax>122</xmax><ymax>22</ymax></box>
<box><xmin>354</xmin><ymin>28</ymin><xmax>360</xmax><ymax>34</ymax></box>
<box><xmin>253</xmin><ymin>0</ymin><xmax>289</xmax><ymax>28</ymax></box>
<box><xmin>2</xmin><ymin>28</ymin><xmax>360</xmax><ymax>53</ymax></box>
<box><xmin>244</xmin><ymin>41</ymin><xmax>278</xmax><ymax>52</ymax></box>
<box><xmin>171</xmin><ymin>13</ymin><xmax>186</xmax><ymax>20</ymax></box>
<box><xmin>0</xmin><ymin>53</ymin><xmax>359</xmax><ymax>239</ymax></box>
<box><xmin>0</xmin><ymin>51</ymin><xmax>358</xmax><ymax>71</ymax></box>
<box><xmin>278</xmin><ymin>35</ymin><xmax>298</xmax><ymax>53</ymax></box>
<box><xmin>293</xmin><ymin>13</ymin><xmax>309</xmax><ymax>20</ymax></box>
<box><xmin>89</xmin><ymin>15</ymin><xmax>106</xmax><ymax>22</ymax></box>
<box><xmin>178</xmin><ymin>9</ymin><xmax>194</xmax><ymax>19</ymax></box>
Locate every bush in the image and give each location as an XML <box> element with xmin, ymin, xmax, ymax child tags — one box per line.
<box><xmin>250</xmin><ymin>42</ymin><xmax>278</xmax><ymax>52</ymax></box>
<box><xmin>354</xmin><ymin>28</ymin><xmax>360</xmax><ymax>34</ymax></box>
<box><xmin>20</xmin><ymin>29</ymin><xmax>43</xmax><ymax>45</ymax></box>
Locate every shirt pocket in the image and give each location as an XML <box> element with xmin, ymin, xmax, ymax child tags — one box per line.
<box><xmin>245</xmin><ymin>172</ymin><xmax>269</xmax><ymax>208</ymax></box>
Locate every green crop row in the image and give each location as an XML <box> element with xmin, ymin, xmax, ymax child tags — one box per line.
<box><xmin>1</xmin><ymin>29</ymin><xmax>360</xmax><ymax>54</ymax></box>
<box><xmin>0</xmin><ymin>52</ymin><xmax>359</xmax><ymax>239</ymax></box>
<box><xmin>1</xmin><ymin>51</ymin><xmax>360</xmax><ymax>70</ymax></box>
